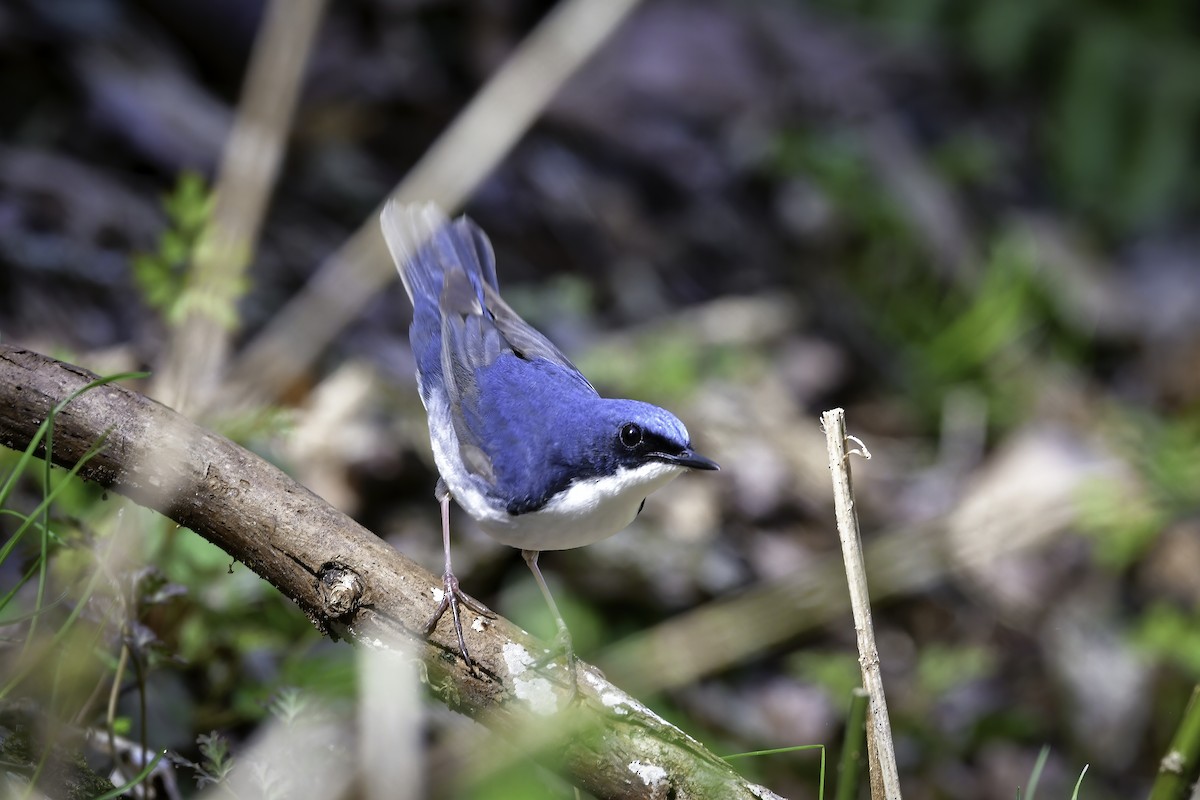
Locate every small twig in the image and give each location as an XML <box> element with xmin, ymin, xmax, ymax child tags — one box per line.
<box><xmin>106</xmin><ymin>643</ymin><xmax>130</xmax><ymax>773</ymax></box>
<box><xmin>821</xmin><ymin>408</ymin><xmax>902</xmax><ymax>800</ymax></box>
<box><xmin>132</xmin><ymin>641</ymin><xmax>148</xmax><ymax>783</ymax></box>
<box><xmin>1024</xmin><ymin>744</ymin><xmax>1050</xmax><ymax>800</ymax></box>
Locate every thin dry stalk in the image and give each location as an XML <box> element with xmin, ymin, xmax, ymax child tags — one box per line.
<box><xmin>821</xmin><ymin>407</ymin><xmax>902</xmax><ymax>800</ymax></box>
<box><xmin>156</xmin><ymin>0</ymin><xmax>327</xmax><ymax>415</ymax></box>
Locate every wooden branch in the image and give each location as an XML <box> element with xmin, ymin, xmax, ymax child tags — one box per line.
<box><xmin>0</xmin><ymin>344</ymin><xmax>786</xmax><ymax>800</ymax></box>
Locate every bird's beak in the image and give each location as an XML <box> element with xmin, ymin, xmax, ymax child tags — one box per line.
<box><xmin>665</xmin><ymin>449</ymin><xmax>720</xmax><ymax>471</ymax></box>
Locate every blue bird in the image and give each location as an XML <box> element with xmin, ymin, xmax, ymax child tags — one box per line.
<box><xmin>380</xmin><ymin>201</ymin><xmax>719</xmax><ymax>674</ymax></box>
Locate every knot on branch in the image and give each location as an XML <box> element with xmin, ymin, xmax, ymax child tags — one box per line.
<box><xmin>317</xmin><ymin>562</ymin><xmax>366</xmax><ymax>618</ymax></box>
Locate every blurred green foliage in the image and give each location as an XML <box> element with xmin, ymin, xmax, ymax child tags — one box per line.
<box><xmin>132</xmin><ymin>171</ymin><xmax>214</xmax><ymax>320</ymax></box>
<box><xmin>790</xmin><ymin>649</ymin><xmax>863</xmax><ymax>701</ymax></box>
<box><xmin>1079</xmin><ymin>411</ymin><xmax>1200</xmax><ymax>569</ymax></box>
<box><xmin>1076</xmin><ymin>478</ymin><xmax>1166</xmax><ymax>570</ymax></box>
<box><xmin>192</xmin><ymin>731</ymin><xmax>235</xmax><ymax>790</ymax></box>
<box><xmin>774</xmin><ymin>118</ymin><xmax>1123</xmax><ymax>438</ymax></box>
<box><xmin>809</xmin><ymin>0</ymin><xmax>1200</xmax><ymax>232</ymax></box>
<box><xmin>579</xmin><ymin>331</ymin><xmax>742</xmax><ymax>405</ymax></box>
<box><xmin>914</xmin><ymin>642</ymin><xmax>995</xmax><ymax>698</ymax></box>
<box><xmin>1134</xmin><ymin>604</ymin><xmax>1200</xmax><ymax>678</ymax></box>
<box><xmin>132</xmin><ymin>170</ymin><xmax>251</xmax><ymax>331</ymax></box>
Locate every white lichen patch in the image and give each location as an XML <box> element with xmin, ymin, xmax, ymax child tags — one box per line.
<box><xmin>501</xmin><ymin>641</ymin><xmax>558</xmax><ymax>716</ymax></box>
<box><xmin>747</xmin><ymin>783</ymin><xmax>788</xmax><ymax>799</ymax></box>
<box><xmin>628</xmin><ymin>760</ymin><xmax>667</xmax><ymax>786</ymax></box>
<box><xmin>584</xmin><ymin>670</ymin><xmax>678</xmax><ymax>725</ymax></box>
<box><xmin>431</xmin><ymin>587</ymin><xmax>445</xmax><ymax>603</ymax></box>
<box><xmin>586</xmin><ymin>673</ymin><xmax>629</xmax><ymax>715</ymax></box>
<box><xmin>350</xmin><ymin>632</ymin><xmax>391</xmax><ymax>651</ymax></box>
<box><xmin>1161</xmin><ymin>749</ymin><xmax>1185</xmax><ymax>773</ymax></box>
<box><xmin>502</xmin><ymin>641</ymin><xmax>535</xmax><ymax>673</ymax></box>
<box><xmin>471</xmin><ymin>616</ymin><xmax>487</xmax><ymax>633</ymax></box>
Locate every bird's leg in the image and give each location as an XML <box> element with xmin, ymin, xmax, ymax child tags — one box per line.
<box><xmin>521</xmin><ymin>549</ymin><xmax>577</xmax><ymax>691</ymax></box>
<box><xmin>423</xmin><ymin>483</ymin><xmax>492</xmax><ymax>671</ymax></box>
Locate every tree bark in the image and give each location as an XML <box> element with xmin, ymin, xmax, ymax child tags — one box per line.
<box><xmin>0</xmin><ymin>344</ymin><xmax>786</xmax><ymax>800</ymax></box>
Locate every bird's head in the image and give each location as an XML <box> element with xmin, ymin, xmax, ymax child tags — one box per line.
<box><xmin>591</xmin><ymin>400</ymin><xmax>720</xmax><ymax>477</ymax></box>
<box><xmin>508</xmin><ymin>398</ymin><xmax>719</xmax><ymax>538</ymax></box>
<box><xmin>487</xmin><ymin>396</ymin><xmax>720</xmax><ymax>543</ymax></box>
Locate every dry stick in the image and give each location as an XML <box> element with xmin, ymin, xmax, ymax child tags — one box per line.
<box><xmin>223</xmin><ymin>0</ymin><xmax>644</xmax><ymax>410</ymax></box>
<box><xmin>155</xmin><ymin>0</ymin><xmax>327</xmax><ymax>416</ymax></box>
<box><xmin>0</xmin><ymin>344</ymin><xmax>786</xmax><ymax>800</ymax></box>
<box><xmin>821</xmin><ymin>408</ymin><xmax>902</xmax><ymax>800</ymax></box>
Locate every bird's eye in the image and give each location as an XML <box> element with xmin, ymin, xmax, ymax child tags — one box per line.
<box><xmin>619</xmin><ymin>422</ymin><xmax>643</xmax><ymax>449</ymax></box>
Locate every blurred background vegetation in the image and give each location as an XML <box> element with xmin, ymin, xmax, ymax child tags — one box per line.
<box><xmin>2</xmin><ymin>0</ymin><xmax>1200</xmax><ymax>797</ymax></box>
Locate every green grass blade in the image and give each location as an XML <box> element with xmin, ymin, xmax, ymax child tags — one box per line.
<box><xmin>724</xmin><ymin>744</ymin><xmax>826</xmax><ymax>800</ymax></box>
<box><xmin>1070</xmin><ymin>764</ymin><xmax>1088</xmax><ymax>800</ymax></box>
<box><xmin>835</xmin><ymin>688</ymin><xmax>868</xmax><ymax>800</ymax></box>
<box><xmin>1</xmin><ymin>429</ymin><xmax>112</xmax><ymax>567</ymax></box>
<box><xmin>1024</xmin><ymin>744</ymin><xmax>1050</xmax><ymax>800</ymax></box>
<box><xmin>92</xmin><ymin>751</ymin><xmax>165</xmax><ymax>800</ymax></box>
<box><xmin>724</xmin><ymin>744</ymin><xmax>826</xmax><ymax>759</ymax></box>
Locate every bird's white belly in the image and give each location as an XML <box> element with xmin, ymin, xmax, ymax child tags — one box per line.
<box><xmin>479</xmin><ymin>461</ymin><xmax>685</xmax><ymax>550</ymax></box>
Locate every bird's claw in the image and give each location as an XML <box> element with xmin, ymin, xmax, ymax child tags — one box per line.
<box><xmin>423</xmin><ymin>571</ymin><xmax>494</xmax><ymax>674</ymax></box>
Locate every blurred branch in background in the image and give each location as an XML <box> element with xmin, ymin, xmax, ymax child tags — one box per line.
<box><xmin>153</xmin><ymin>0</ymin><xmax>327</xmax><ymax>416</ymax></box>
<box><xmin>221</xmin><ymin>0</ymin><xmax>644</xmax><ymax>412</ymax></box>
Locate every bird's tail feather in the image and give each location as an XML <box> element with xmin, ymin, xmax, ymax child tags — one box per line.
<box><xmin>380</xmin><ymin>199</ymin><xmax>498</xmax><ymax>305</ymax></box>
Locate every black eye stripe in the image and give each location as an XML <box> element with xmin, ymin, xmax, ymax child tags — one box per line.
<box><xmin>617</xmin><ymin>424</ymin><xmax>684</xmax><ymax>460</ymax></box>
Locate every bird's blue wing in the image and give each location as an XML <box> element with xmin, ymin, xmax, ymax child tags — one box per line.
<box><xmin>381</xmin><ymin>200</ymin><xmax>596</xmax><ymax>491</ymax></box>
<box><xmin>436</xmin><ymin>238</ymin><xmax>599</xmax><ymax>492</ymax></box>
<box><xmin>480</xmin><ymin>281</ymin><xmax>595</xmax><ymax>394</ymax></box>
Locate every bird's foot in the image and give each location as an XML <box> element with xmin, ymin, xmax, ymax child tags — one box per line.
<box><xmin>423</xmin><ymin>571</ymin><xmax>494</xmax><ymax>673</ymax></box>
